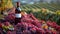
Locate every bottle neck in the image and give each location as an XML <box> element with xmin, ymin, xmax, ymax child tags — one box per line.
<box><xmin>16</xmin><ymin>2</ymin><xmax>20</xmax><ymax>8</ymax></box>
<box><xmin>17</xmin><ymin>6</ymin><xmax>20</xmax><ymax>8</ymax></box>
<box><xmin>15</xmin><ymin>2</ymin><xmax>21</xmax><ymax>13</ymax></box>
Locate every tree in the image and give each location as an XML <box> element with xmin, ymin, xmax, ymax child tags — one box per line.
<box><xmin>0</xmin><ymin>0</ymin><xmax>13</xmax><ymax>12</ymax></box>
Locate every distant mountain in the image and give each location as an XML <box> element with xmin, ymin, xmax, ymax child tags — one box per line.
<box><xmin>12</xmin><ymin>0</ymin><xmax>60</xmax><ymax>4</ymax></box>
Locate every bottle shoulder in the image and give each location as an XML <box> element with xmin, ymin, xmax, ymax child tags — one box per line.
<box><xmin>15</xmin><ymin>7</ymin><xmax>21</xmax><ymax>11</ymax></box>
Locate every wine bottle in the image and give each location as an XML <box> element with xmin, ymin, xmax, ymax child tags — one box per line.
<box><xmin>15</xmin><ymin>2</ymin><xmax>21</xmax><ymax>25</ymax></box>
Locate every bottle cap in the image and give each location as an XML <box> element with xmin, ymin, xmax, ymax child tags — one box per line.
<box><xmin>16</xmin><ymin>2</ymin><xmax>20</xmax><ymax>7</ymax></box>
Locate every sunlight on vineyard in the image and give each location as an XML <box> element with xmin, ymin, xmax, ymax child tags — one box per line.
<box><xmin>0</xmin><ymin>0</ymin><xmax>13</xmax><ymax>11</ymax></box>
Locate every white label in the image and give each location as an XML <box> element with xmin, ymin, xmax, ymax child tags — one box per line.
<box><xmin>15</xmin><ymin>14</ymin><xmax>21</xmax><ymax>18</ymax></box>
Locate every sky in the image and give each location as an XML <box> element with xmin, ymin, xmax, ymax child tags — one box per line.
<box><xmin>12</xmin><ymin>0</ymin><xmax>60</xmax><ymax>4</ymax></box>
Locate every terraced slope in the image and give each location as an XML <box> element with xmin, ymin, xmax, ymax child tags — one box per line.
<box><xmin>20</xmin><ymin>3</ymin><xmax>60</xmax><ymax>11</ymax></box>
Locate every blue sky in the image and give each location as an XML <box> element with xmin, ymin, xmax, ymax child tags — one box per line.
<box><xmin>12</xmin><ymin>0</ymin><xmax>59</xmax><ymax>4</ymax></box>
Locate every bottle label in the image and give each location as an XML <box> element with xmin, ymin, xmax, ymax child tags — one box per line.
<box><xmin>15</xmin><ymin>13</ymin><xmax>21</xmax><ymax>18</ymax></box>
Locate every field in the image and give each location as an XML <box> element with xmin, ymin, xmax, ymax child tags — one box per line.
<box><xmin>20</xmin><ymin>3</ymin><xmax>60</xmax><ymax>12</ymax></box>
<box><xmin>0</xmin><ymin>3</ymin><xmax>60</xmax><ymax>34</ymax></box>
<box><xmin>19</xmin><ymin>3</ymin><xmax>60</xmax><ymax>25</ymax></box>
<box><xmin>0</xmin><ymin>3</ymin><xmax>60</xmax><ymax>25</ymax></box>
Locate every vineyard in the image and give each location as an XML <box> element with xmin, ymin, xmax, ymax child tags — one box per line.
<box><xmin>0</xmin><ymin>1</ymin><xmax>60</xmax><ymax>34</ymax></box>
<box><xmin>20</xmin><ymin>3</ymin><xmax>60</xmax><ymax>25</ymax></box>
<box><xmin>20</xmin><ymin>3</ymin><xmax>60</xmax><ymax>12</ymax></box>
